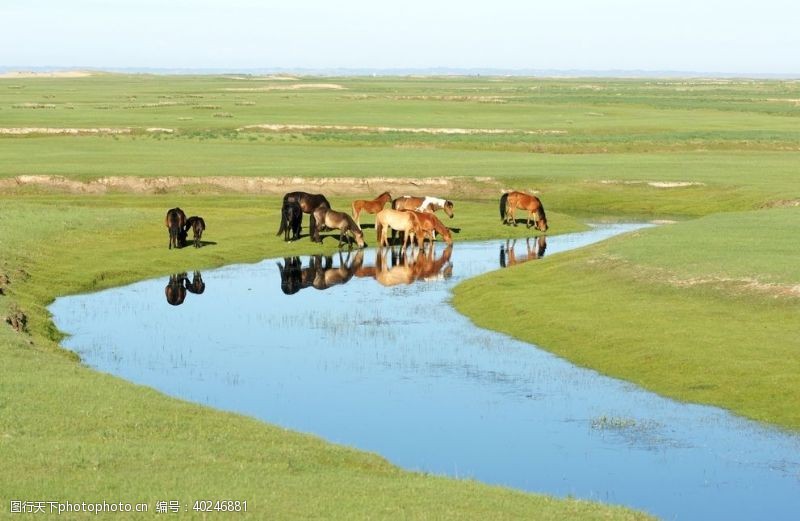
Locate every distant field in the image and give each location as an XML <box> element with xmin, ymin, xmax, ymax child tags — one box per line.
<box><xmin>1</xmin><ymin>73</ymin><xmax>799</xmax><ymax>519</ymax></box>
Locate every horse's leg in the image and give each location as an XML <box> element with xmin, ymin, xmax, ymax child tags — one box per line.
<box><xmin>526</xmin><ymin>210</ymin><xmax>533</xmax><ymax>228</ymax></box>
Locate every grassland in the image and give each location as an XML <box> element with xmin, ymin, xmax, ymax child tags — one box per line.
<box><xmin>1</xmin><ymin>72</ymin><xmax>799</xmax><ymax>518</ymax></box>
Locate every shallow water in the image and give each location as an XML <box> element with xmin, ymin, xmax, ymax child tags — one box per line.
<box><xmin>50</xmin><ymin>224</ymin><xmax>800</xmax><ymax>520</ymax></box>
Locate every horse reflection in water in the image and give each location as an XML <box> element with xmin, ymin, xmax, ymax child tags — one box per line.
<box><xmin>358</xmin><ymin>246</ymin><xmax>453</xmax><ymax>287</ymax></box>
<box><xmin>276</xmin><ymin>251</ymin><xmax>361</xmax><ymax>295</ymax></box>
<box><xmin>499</xmin><ymin>236</ymin><xmax>547</xmax><ymax>268</ymax></box>
<box><xmin>164</xmin><ymin>272</ymin><xmax>206</xmax><ymax>305</ymax></box>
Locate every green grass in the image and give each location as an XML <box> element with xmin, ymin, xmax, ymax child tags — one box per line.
<box><xmin>3</xmin><ymin>72</ymin><xmax>800</xmax><ymax>518</ymax></box>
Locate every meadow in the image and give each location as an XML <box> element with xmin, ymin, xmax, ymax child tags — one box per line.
<box><xmin>1</xmin><ymin>72</ymin><xmax>799</xmax><ymax>519</ymax></box>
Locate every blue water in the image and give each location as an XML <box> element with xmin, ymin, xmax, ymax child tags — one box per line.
<box><xmin>50</xmin><ymin>224</ymin><xmax>800</xmax><ymax>520</ymax></box>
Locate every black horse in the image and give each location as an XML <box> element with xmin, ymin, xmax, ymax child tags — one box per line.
<box><xmin>165</xmin><ymin>207</ymin><xmax>187</xmax><ymax>249</ymax></box>
<box><xmin>184</xmin><ymin>216</ymin><xmax>206</xmax><ymax>248</ymax></box>
<box><xmin>278</xmin><ymin>201</ymin><xmax>303</xmax><ymax>242</ymax></box>
<box><xmin>185</xmin><ymin>271</ymin><xmax>205</xmax><ymax>294</ymax></box>
<box><xmin>276</xmin><ymin>191</ymin><xmax>331</xmax><ymax>243</ymax></box>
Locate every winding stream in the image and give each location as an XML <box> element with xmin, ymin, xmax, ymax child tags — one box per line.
<box><xmin>50</xmin><ymin>224</ymin><xmax>800</xmax><ymax>520</ymax></box>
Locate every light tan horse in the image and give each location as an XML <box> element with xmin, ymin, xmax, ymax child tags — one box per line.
<box><xmin>312</xmin><ymin>207</ymin><xmax>366</xmax><ymax>249</ymax></box>
<box><xmin>351</xmin><ymin>191</ymin><xmax>392</xmax><ymax>226</ymax></box>
<box><xmin>375</xmin><ymin>208</ymin><xmax>421</xmax><ymax>249</ymax></box>
<box><xmin>412</xmin><ymin>211</ymin><xmax>453</xmax><ymax>248</ymax></box>
<box><xmin>392</xmin><ymin>196</ymin><xmax>455</xmax><ymax>218</ymax></box>
<box><xmin>374</xmin><ymin>247</ymin><xmax>418</xmax><ymax>287</ymax></box>
<box><xmin>499</xmin><ymin>191</ymin><xmax>548</xmax><ymax>231</ymax></box>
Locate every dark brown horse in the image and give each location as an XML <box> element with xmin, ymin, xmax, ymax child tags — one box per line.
<box><xmin>184</xmin><ymin>216</ymin><xmax>206</xmax><ymax>248</ymax></box>
<box><xmin>185</xmin><ymin>271</ymin><xmax>206</xmax><ymax>294</ymax></box>
<box><xmin>277</xmin><ymin>191</ymin><xmax>331</xmax><ymax>243</ymax></box>
<box><xmin>499</xmin><ymin>191</ymin><xmax>548</xmax><ymax>231</ymax></box>
<box><xmin>351</xmin><ymin>191</ymin><xmax>392</xmax><ymax>226</ymax></box>
<box><xmin>279</xmin><ymin>201</ymin><xmax>303</xmax><ymax>242</ymax></box>
<box><xmin>165</xmin><ymin>208</ymin><xmax>187</xmax><ymax>249</ymax></box>
<box><xmin>165</xmin><ymin>273</ymin><xmax>188</xmax><ymax>305</ymax></box>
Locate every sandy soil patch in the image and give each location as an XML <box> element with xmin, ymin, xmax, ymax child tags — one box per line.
<box><xmin>0</xmin><ymin>175</ymin><xmax>498</xmax><ymax>197</ymax></box>
<box><xmin>0</xmin><ymin>71</ymin><xmax>92</xmax><ymax>79</ymax></box>
<box><xmin>0</xmin><ymin>127</ymin><xmax>131</xmax><ymax>135</ymax></box>
<box><xmin>224</xmin><ymin>75</ymin><xmax>300</xmax><ymax>81</ymax></box>
<box><xmin>240</xmin><ymin>123</ymin><xmax>566</xmax><ymax>136</ymax></box>
<box><xmin>224</xmin><ymin>83</ymin><xmax>345</xmax><ymax>91</ymax></box>
<box><xmin>599</xmin><ymin>180</ymin><xmax>704</xmax><ymax>188</ymax></box>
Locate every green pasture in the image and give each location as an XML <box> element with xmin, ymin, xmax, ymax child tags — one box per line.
<box><xmin>2</xmin><ymin>73</ymin><xmax>800</xmax><ymax>518</ymax></box>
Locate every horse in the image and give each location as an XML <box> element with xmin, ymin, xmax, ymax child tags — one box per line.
<box><xmin>311</xmin><ymin>251</ymin><xmax>358</xmax><ymax>290</ymax></box>
<box><xmin>500</xmin><ymin>236</ymin><xmax>547</xmax><ymax>268</ymax></box>
<box><xmin>375</xmin><ymin>208</ymin><xmax>422</xmax><ymax>249</ymax></box>
<box><xmin>276</xmin><ymin>257</ymin><xmax>307</xmax><ymax>295</ymax></box>
<box><xmin>413</xmin><ymin>244</ymin><xmax>454</xmax><ymax>282</ymax></box>
<box><xmin>500</xmin><ymin>191</ymin><xmax>548</xmax><ymax>231</ymax></box>
<box><xmin>277</xmin><ymin>192</ymin><xmax>331</xmax><ymax>243</ymax></box>
<box><xmin>392</xmin><ymin>195</ymin><xmax>455</xmax><ymax>218</ymax></box>
<box><xmin>185</xmin><ymin>271</ymin><xmax>206</xmax><ymax>294</ymax></box>
<box><xmin>412</xmin><ymin>211</ymin><xmax>453</xmax><ymax>248</ymax></box>
<box><xmin>279</xmin><ymin>201</ymin><xmax>303</xmax><ymax>242</ymax></box>
<box><xmin>351</xmin><ymin>191</ymin><xmax>392</xmax><ymax>226</ymax></box>
<box><xmin>184</xmin><ymin>216</ymin><xmax>206</xmax><ymax>248</ymax></box>
<box><xmin>312</xmin><ymin>207</ymin><xmax>366</xmax><ymax>249</ymax></box>
<box><xmin>165</xmin><ymin>273</ymin><xmax>188</xmax><ymax>305</ymax></box>
<box><xmin>165</xmin><ymin>207</ymin><xmax>187</xmax><ymax>249</ymax></box>
<box><xmin>374</xmin><ymin>247</ymin><xmax>419</xmax><ymax>287</ymax></box>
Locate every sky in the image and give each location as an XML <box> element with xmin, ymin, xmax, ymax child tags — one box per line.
<box><xmin>1</xmin><ymin>0</ymin><xmax>799</xmax><ymax>75</ymax></box>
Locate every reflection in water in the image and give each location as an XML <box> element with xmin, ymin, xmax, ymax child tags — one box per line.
<box><xmin>51</xmin><ymin>226</ymin><xmax>800</xmax><ymax>521</ymax></box>
<box><xmin>164</xmin><ymin>272</ymin><xmax>205</xmax><ymax>306</ymax></box>
<box><xmin>277</xmin><ymin>246</ymin><xmax>453</xmax><ymax>293</ymax></box>
<box><xmin>500</xmin><ymin>236</ymin><xmax>547</xmax><ymax>268</ymax></box>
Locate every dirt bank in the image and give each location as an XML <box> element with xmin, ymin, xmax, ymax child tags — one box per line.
<box><xmin>0</xmin><ymin>175</ymin><xmax>501</xmax><ymax>197</ymax></box>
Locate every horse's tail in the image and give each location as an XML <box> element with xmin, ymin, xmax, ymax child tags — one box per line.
<box><xmin>499</xmin><ymin>193</ymin><xmax>509</xmax><ymax>222</ymax></box>
<box><xmin>276</xmin><ymin>204</ymin><xmax>287</xmax><ymax>236</ymax></box>
<box><xmin>351</xmin><ymin>200</ymin><xmax>359</xmax><ymax>219</ymax></box>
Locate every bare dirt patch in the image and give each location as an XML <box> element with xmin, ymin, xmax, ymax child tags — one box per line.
<box><xmin>0</xmin><ymin>175</ymin><xmax>500</xmax><ymax>198</ymax></box>
<box><xmin>0</xmin><ymin>70</ymin><xmax>92</xmax><ymax>79</ymax></box>
<box><xmin>599</xmin><ymin>180</ymin><xmax>705</xmax><ymax>188</ymax></box>
<box><xmin>224</xmin><ymin>83</ymin><xmax>345</xmax><ymax>91</ymax></box>
<box><xmin>240</xmin><ymin>123</ymin><xmax>566</xmax><ymax>136</ymax></box>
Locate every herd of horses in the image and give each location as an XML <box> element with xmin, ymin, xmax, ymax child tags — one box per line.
<box><xmin>272</xmin><ymin>189</ymin><xmax>546</xmax><ymax>250</ymax></box>
<box><xmin>164</xmin><ymin>189</ymin><xmax>547</xmax><ymax>251</ymax></box>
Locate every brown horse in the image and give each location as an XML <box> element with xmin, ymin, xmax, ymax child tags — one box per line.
<box><xmin>312</xmin><ymin>207</ymin><xmax>366</xmax><ymax>249</ymax></box>
<box><xmin>500</xmin><ymin>236</ymin><xmax>547</xmax><ymax>268</ymax></box>
<box><xmin>393</xmin><ymin>195</ymin><xmax>454</xmax><ymax>218</ymax></box>
<box><xmin>499</xmin><ymin>191</ymin><xmax>548</xmax><ymax>231</ymax></box>
<box><xmin>412</xmin><ymin>211</ymin><xmax>453</xmax><ymax>248</ymax></box>
<box><xmin>375</xmin><ymin>208</ymin><xmax>421</xmax><ymax>249</ymax></box>
<box><xmin>165</xmin><ymin>273</ymin><xmax>188</xmax><ymax>305</ymax></box>
<box><xmin>351</xmin><ymin>191</ymin><xmax>392</xmax><ymax>226</ymax></box>
<box><xmin>165</xmin><ymin>207</ymin><xmax>187</xmax><ymax>249</ymax></box>
<box><xmin>184</xmin><ymin>216</ymin><xmax>206</xmax><ymax>248</ymax></box>
<box><xmin>278</xmin><ymin>191</ymin><xmax>331</xmax><ymax>242</ymax></box>
<box><xmin>279</xmin><ymin>201</ymin><xmax>303</xmax><ymax>242</ymax></box>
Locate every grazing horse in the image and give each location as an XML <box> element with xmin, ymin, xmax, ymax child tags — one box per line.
<box><xmin>412</xmin><ymin>211</ymin><xmax>453</xmax><ymax>248</ymax></box>
<box><xmin>279</xmin><ymin>201</ymin><xmax>303</xmax><ymax>242</ymax></box>
<box><xmin>351</xmin><ymin>191</ymin><xmax>392</xmax><ymax>226</ymax></box>
<box><xmin>375</xmin><ymin>208</ymin><xmax>422</xmax><ymax>249</ymax></box>
<box><xmin>500</xmin><ymin>236</ymin><xmax>547</xmax><ymax>268</ymax></box>
<box><xmin>277</xmin><ymin>191</ymin><xmax>331</xmax><ymax>242</ymax></box>
<box><xmin>312</xmin><ymin>207</ymin><xmax>366</xmax><ymax>249</ymax></box>
<box><xmin>184</xmin><ymin>216</ymin><xmax>206</xmax><ymax>248</ymax></box>
<box><xmin>165</xmin><ymin>207</ymin><xmax>187</xmax><ymax>249</ymax></box>
<box><xmin>499</xmin><ymin>191</ymin><xmax>548</xmax><ymax>231</ymax></box>
<box><xmin>393</xmin><ymin>195</ymin><xmax>455</xmax><ymax>218</ymax></box>
<box><xmin>165</xmin><ymin>273</ymin><xmax>188</xmax><ymax>305</ymax></box>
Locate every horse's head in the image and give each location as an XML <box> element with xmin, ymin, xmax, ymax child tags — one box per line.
<box><xmin>354</xmin><ymin>229</ymin><xmax>366</xmax><ymax>249</ymax></box>
<box><xmin>536</xmin><ymin>214</ymin><xmax>548</xmax><ymax>233</ymax></box>
<box><xmin>443</xmin><ymin>201</ymin><xmax>455</xmax><ymax>218</ymax></box>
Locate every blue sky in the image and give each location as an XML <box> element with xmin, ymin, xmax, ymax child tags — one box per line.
<box><xmin>2</xmin><ymin>0</ymin><xmax>798</xmax><ymax>74</ymax></box>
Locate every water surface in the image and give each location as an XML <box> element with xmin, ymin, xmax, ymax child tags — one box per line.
<box><xmin>50</xmin><ymin>225</ymin><xmax>800</xmax><ymax>520</ymax></box>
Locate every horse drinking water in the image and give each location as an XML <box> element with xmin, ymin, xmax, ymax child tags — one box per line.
<box><xmin>312</xmin><ymin>207</ymin><xmax>366</xmax><ymax>249</ymax></box>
